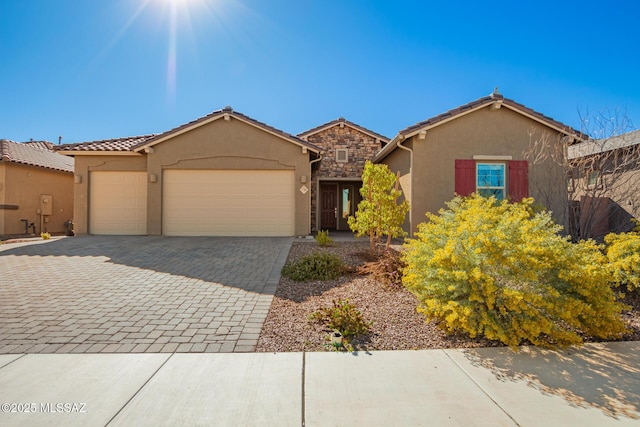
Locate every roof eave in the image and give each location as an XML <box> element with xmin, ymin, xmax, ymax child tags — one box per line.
<box><xmin>299</xmin><ymin>120</ymin><xmax>390</xmax><ymax>143</ymax></box>
<box><xmin>132</xmin><ymin>111</ymin><xmax>320</xmax><ymax>154</ymax></box>
<box><xmin>375</xmin><ymin>98</ymin><xmax>585</xmax><ymax>162</ymax></box>
<box><xmin>57</xmin><ymin>150</ymin><xmax>143</xmax><ymax>156</ymax></box>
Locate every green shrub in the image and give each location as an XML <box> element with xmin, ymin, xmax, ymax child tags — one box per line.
<box><xmin>315</xmin><ymin>230</ymin><xmax>334</xmax><ymax>247</ymax></box>
<box><xmin>281</xmin><ymin>251</ymin><xmax>344</xmax><ymax>281</ymax></box>
<box><xmin>309</xmin><ymin>299</ymin><xmax>372</xmax><ymax>338</ymax></box>
<box><xmin>40</xmin><ymin>232</ymin><xmax>51</xmax><ymax>240</ymax></box>
<box><xmin>402</xmin><ymin>194</ymin><xmax>627</xmax><ymax>349</ymax></box>
<box><xmin>605</xmin><ymin>230</ymin><xmax>640</xmax><ymax>290</ymax></box>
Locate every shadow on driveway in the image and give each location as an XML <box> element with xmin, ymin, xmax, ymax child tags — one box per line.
<box><xmin>1</xmin><ymin>235</ymin><xmax>292</xmax><ymax>293</ymax></box>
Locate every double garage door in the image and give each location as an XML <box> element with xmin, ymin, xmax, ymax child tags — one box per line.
<box><xmin>89</xmin><ymin>170</ymin><xmax>295</xmax><ymax>236</ymax></box>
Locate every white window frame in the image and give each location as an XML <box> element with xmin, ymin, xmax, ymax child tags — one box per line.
<box><xmin>336</xmin><ymin>149</ymin><xmax>348</xmax><ymax>163</ymax></box>
<box><xmin>476</xmin><ymin>162</ymin><xmax>506</xmax><ymax>200</ymax></box>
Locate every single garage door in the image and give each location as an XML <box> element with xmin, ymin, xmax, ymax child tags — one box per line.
<box><xmin>89</xmin><ymin>171</ymin><xmax>147</xmax><ymax>235</ymax></box>
<box><xmin>163</xmin><ymin>169</ymin><xmax>295</xmax><ymax>236</ymax></box>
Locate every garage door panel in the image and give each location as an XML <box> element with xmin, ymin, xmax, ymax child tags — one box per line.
<box><xmin>90</xmin><ymin>172</ymin><xmax>147</xmax><ymax>235</ymax></box>
<box><xmin>163</xmin><ymin>170</ymin><xmax>295</xmax><ymax>236</ymax></box>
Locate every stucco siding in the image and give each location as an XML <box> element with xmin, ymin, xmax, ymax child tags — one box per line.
<box><xmin>387</xmin><ymin>106</ymin><xmax>567</xmax><ymax>233</ymax></box>
<box><xmin>0</xmin><ymin>163</ymin><xmax>73</xmax><ymax>235</ymax></box>
<box><xmin>72</xmin><ymin>117</ymin><xmax>312</xmax><ymax>236</ymax></box>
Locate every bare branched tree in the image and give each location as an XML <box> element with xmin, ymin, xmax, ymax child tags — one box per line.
<box><xmin>525</xmin><ymin>109</ymin><xmax>639</xmax><ymax>241</ymax></box>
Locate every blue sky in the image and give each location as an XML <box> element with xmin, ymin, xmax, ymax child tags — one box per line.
<box><xmin>1</xmin><ymin>0</ymin><xmax>639</xmax><ymax>143</ymax></box>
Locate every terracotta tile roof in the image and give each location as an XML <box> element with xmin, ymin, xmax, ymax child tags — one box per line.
<box><xmin>375</xmin><ymin>92</ymin><xmax>587</xmax><ymax>162</ymax></box>
<box><xmin>398</xmin><ymin>93</ymin><xmax>583</xmax><ymax>137</ymax></box>
<box><xmin>56</xmin><ymin>135</ymin><xmax>158</xmax><ymax>152</ymax></box>
<box><xmin>133</xmin><ymin>107</ymin><xmax>321</xmax><ymax>153</ymax></box>
<box><xmin>297</xmin><ymin>117</ymin><xmax>390</xmax><ymax>142</ymax></box>
<box><xmin>0</xmin><ymin>139</ymin><xmax>74</xmax><ymax>172</ymax></box>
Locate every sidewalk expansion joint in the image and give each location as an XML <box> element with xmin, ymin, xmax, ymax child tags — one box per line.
<box><xmin>443</xmin><ymin>349</ymin><xmax>521</xmax><ymax>427</ymax></box>
<box><xmin>301</xmin><ymin>351</ymin><xmax>306</xmax><ymax>427</ymax></box>
<box><xmin>104</xmin><ymin>353</ymin><xmax>174</xmax><ymax>426</ymax></box>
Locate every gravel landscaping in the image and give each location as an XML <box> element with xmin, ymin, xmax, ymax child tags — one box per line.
<box><xmin>256</xmin><ymin>241</ymin><xmax>640</xmax><ymax>352</ymax></box>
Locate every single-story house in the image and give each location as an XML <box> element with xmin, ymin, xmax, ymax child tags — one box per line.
<box><xmin>0</xmin><ymin>139</ymin><xmax>74</xmax><ymax>236</ymax></box>
<box><xmin>58</xmin><ymin>90</ymin><xmax>594</xmax><ymax>237</ymax></box>
<box><xmin>374</xmin><ymin>90</ymin><xmax>584</xmax><ymax>235</ymax></box>
<box><xmin>57</xmin><ymin>107</ymin><xmax>320</xmax><ymax>236</ymax></box>
<box><xmin>298</xmin><ymin>118</ymin><xmax>389</xmax><ymax>232</ymax></box>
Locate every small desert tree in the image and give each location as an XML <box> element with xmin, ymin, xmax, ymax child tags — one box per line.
<box><xmin>348</xmin><ymin>161</ymin><xmax>409</xmax><ymax>255</ymax></box>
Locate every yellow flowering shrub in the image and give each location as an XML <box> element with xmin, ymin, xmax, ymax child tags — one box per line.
<box><xmin>402</xmin><ymin>194</ymin><xmax>626</xmax><ymax>349</ymax></box>
<box><xmin>605</xmin><ymin>230</ymin><xmax>640</xmax><ymax>290</ymax></box>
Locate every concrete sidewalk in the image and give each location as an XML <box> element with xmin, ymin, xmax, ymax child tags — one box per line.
<box><xmin>1</xmin><ymin>342</ymin><xmax>639</xmax><ymax>426</ymax></box>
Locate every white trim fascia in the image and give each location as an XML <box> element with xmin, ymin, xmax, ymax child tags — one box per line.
<box><xmin>473</xmin><ymin>155</ymin><xmax>513</xmax><ymax>160</ymax></box>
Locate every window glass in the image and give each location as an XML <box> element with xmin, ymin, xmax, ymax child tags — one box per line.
<box><xmin>477</xmin><ymin>163</ymin><xmax>505</xmax><ymax>200</ymax></box>
<box><xmin>341</xmin><ymin>187</ymin><xmax>352</xmax><ymax>218</ymax></box>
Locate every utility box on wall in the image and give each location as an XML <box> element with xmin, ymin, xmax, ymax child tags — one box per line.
<box><xmin>40</xmin><ymin>194</ymin><xmax>53</xmax><ymax>216</ymax></box>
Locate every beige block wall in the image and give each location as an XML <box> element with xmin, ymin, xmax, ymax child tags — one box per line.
<box><xmin>0</xmin><ymin>163</ymin><xmax>73</xmax><ymax>235</ymax></box>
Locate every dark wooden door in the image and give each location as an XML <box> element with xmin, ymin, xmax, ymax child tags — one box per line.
<box><xmin>320</xmin><ymin>184</ymin><xmax>337</xmax><ymax>229</ymax></box>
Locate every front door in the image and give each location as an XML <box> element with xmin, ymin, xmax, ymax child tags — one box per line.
<box><xmin>320</xmin><ymin>184</ymin><xmax>337</xmax><ymax>230</ymax></box>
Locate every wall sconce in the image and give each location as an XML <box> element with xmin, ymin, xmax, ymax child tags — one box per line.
<box><xmin>74</xmin><ymin>175</ymin><xmax>82</xmax><ymax>184</ymax></box>
<box><xmin>149</xmin><ymin>174</ymin><xmax>158</xmax><ymax>183</ymax></box>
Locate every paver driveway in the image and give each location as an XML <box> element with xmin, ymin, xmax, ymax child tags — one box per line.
<box><xmin>0</xmin><ymin>236</ymin><xmax>292</xmax><ymax>353</ymax></box>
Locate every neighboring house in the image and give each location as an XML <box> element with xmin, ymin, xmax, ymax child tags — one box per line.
<box><xmin>57</xmin><ymin>107</ymin><xmax>320</xmax><ymax>236</ymax></box>
<box><xmin>374</xmin><ymin>90</ymin><xmax>583</xmax><ymax>235</ymax></box>
<box><xmin>567</xmin><ymin>129</ymin><xmax>640</xmax><ymax>238</ymax></box>
<box><xmin>298</xmin><ymin>118</ymin><xmax>389</xmax><ymax>232</ymax></box>
<box><xmin>0</xmin><ymin>139</ymin><xmax>74</xmax><ymax>236</ymax></box>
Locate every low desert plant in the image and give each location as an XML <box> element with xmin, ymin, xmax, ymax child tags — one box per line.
<box><xmin>403</xmin><ymin>194</ymin><xmax>627</xmax><ymax>350</ymax></box>
<box><xmin>605</xmin><ymin>230</ymin><xmax>640</xmax><ymax>291</ymax></box>
<box><xmin>309</xmin><ymin>299</ymin><xmax>372</xmax><ymax>339</ymax></box>
<box><xmin>281</xmin><ymin>252</ymin><xmax>344</xmax><ymax>281</ymax></box>
<box><xmin>314</xmin><ymin>230</ymin><xmax>334</xmax><ymax>247</ymax></box>
<box><xmin>40</xmin><ymin>232</ymin><xmax>51</xmax><ymax>240</ymax></box>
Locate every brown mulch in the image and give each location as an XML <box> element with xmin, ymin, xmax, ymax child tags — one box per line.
<box><xmin>256</xmin><ymin>241</ymin><xmax>640</xmax><ymax>352</ymax></box>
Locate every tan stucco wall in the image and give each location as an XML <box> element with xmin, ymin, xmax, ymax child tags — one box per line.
<box><xmin>72</xmin><ymin>116</ymin><xmax>312</xmax><ymax>236</ymax></box>
<box><xmin>378</xmin><ymin>140</ymin><xmax>413</xmax><ymax>233</ymax></box>
<box><xmin>146</xmin><ymin>117</ymin><xmax>312</xmax><ymax>236</ymax></box>
<box><xmin>382</xmin><ymin>106</ymin><xmax>567</xmax><ymax>234</ymax></box>
<box><xmin>0</xmin><ymin>162</ymin><xmax>73</xmax><ymax>235</ymax></box>
<box><xmin>72</xmin><ymin>155</ymin><xmax>146</xmax><ymax>234</ymax></box>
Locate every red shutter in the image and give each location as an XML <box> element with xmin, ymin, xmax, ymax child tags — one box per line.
<box><xmin>508</xmin><ymin>160</ymin><xmax>529</xmax><ymax>202</ymax></box>
<box><xmin>455</xmin><ymin>159</ymin><xmax>476</xmax><ymax>196</ymax></box>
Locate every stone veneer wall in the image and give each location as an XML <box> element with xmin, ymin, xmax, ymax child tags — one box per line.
<box><xmin>305</xmin><ymin>124</ymin><xmax>383</xmax><ymax>232</ymax></box>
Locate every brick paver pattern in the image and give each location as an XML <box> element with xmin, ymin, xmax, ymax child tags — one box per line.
<box><xmin>0</xmin><ymin>236</ymin><xmax>292</xmax><ymax>353</ymax></box>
